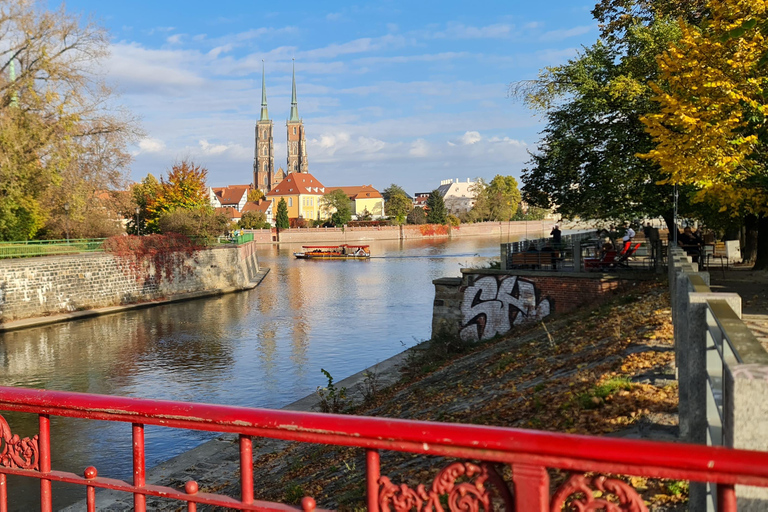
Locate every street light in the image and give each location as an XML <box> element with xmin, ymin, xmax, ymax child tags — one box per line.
<box><xmin>63</xmin><ymin>203</ymin><xmax>70</xmax><ymax>243</ymax></box>
<box><xmin>135</xmin><ymin>207</ymin><xmax>141</xmax><ymax>236</ymax></box>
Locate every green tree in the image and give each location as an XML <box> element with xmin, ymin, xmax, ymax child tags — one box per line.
<box><xmin>127</xmin><ymin>174</ymin><xmax>161</xmax><ymax>235</ymax></box>
<box><xmin>275</xmin><ymin>198</ymin><xmax>290</xmax><ymax>229</ymax></box>
<box><xmin>0</xmin><ymin>0</ymin><xmax>140</xmax><ymax>240</ymax></box>
<box><xmin>321</xmin><ymin>189</ymin><xmax>353</xmax><ymax>227</ymax></box>
<box><xmin>426</xmin><ymin>190</ymin><xmax>447</xmax><ymax>224</ymax></box>
<box><xmin>518</xmin><ymin>19</ymin><xmax>685</xmax><ymax>229</ymax></box>
<box><xmin>239</xmin><ymin>211</ymin><xmax>270</xmax><ymax>229</ymax></box>
<box><xmin>383</xmin><ymin>186</ymin><xmax>412</xmax><ymax>225</ymax></box>
<box><xmin>486</xmin><ymin>175</ymin><xmax>521</xmax><ymax>221</ymax></box>
<box><xmin>157</xmin><ymin>207</ymin><xmax>228</xmax><ymax>243</ymax></box>
<box><xmin>407</xmin><ymin>207</ymin><xmax>426</xmax><ymax>225</ymax></box>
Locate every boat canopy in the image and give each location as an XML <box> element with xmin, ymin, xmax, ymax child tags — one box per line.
<box><xmin>301</xmin><ymin>245</ymin><xmax>370</xmax><ymax>249</ymax></box>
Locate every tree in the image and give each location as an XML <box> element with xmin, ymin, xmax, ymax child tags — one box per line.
<box><xmin>0</xmin><ymin>0</ymin><xmax>140</xmax><ymax>240</ymax></box>
<box><xmin>486</xmin><ymin>175</ymin><xmax>521</xmax><ymax>221</ymax></box>
<box><xmin>157</xmin><ymin>207</ymin><xmax>228</xmax><ymax>243</ymax></box>
<box><xmin>519</xmin><ymin>19</ymin><xmax>685</xmax><ymax>229</ymax></box>
<box><xmin>407</xmin><ymin>207</ymin><xmax>426</xmax><ymax>225</ymax></box>
<box><xmin>640</xmin><ymin>0</ymin><xmax>768</xmax><ymax>268</ymax></box>
<box><xmin>426</xmin><ymin>189</ymin><xmax>447</xmax><ymax>224</ymax></box>
<box><xmin>239</xmin><ymin>211</ymin><xmax>270</xmax><ymax>229</ymax></box>
<box><xmin>383</xmin><ymin>184</ymin><xmax>412</xmax><ymax>225</ymax></box>
<box><xmin>247</xmin><ymin>189</ymin><xmax>265</xmax><ymax>203</ymax></box>
<box><xmin>275</xmin><ymin>198</ymin><xmax>290</xmax><ymax>229</ymax></box>
<box><xmin>321</xmin><ymin>189</ymin><xmax>353</xmax><ymax>227</ymax></box>
<box><xmin>127</xmin><ymin>174</ymin><xmax>162</xmax><ymax>235</ymax></box>
<box><xmin>144</xmin><ymin>160</ymin><xmax>209</xmax><ymax>232</ymax></box>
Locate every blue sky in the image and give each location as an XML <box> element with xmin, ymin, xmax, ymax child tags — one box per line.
<box><xmin>63</xmin><ymin>0</ymin><xmax>599</xmax><ymax>193</ymax></box>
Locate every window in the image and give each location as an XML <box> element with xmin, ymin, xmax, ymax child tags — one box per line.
<box><xmin>288</xmin><ymin>198</ymin><xmax>293</xmax><ymax>207</ymax></box>
<box><xmin>263</xmin><ymin>176</ymin><xmax>268</xmax><ymax>185</ymax></box>
<box><xmin>293</xmin><ymin>127</ymin><xmax>297</xmax><ymax>135</ymax></box>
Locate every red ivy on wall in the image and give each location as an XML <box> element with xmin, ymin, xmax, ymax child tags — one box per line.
<box><xmin>104</xmin><ymin>234</ymin><xmax>202</xmax><ymax>284</ymax></box>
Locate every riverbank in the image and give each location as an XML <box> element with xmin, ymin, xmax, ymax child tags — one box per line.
<box><xmin>75</xmin><ymin>279</ymin><xmax>686</xmax><ymax>511</ymax></box>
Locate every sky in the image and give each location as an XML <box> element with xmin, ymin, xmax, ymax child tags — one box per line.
<box><xmin>62</xmin><ymin>0</ymin><xmax>601</xmax><ymax>193</ymax></box>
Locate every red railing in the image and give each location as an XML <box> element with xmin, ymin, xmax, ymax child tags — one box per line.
<box><xmin>0</xmin><ymin>386</ymin><xmax>766</xmax><ymax>511</ymax></box>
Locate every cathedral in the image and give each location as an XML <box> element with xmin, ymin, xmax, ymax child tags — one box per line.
<box><xmin>253</xmin><ymin>61</ymin><xmax>309</xmax><ymax>194</ymax></box>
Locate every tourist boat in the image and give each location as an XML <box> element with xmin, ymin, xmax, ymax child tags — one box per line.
<box><xmin>294</xmin><ymin>244</ymin><xmax>371</xmax><ymax>260</ymax></box>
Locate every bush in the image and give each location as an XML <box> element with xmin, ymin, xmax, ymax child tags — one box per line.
<box><xmin>157</xmin><ymin>207</ymin><xmax>228</xmax><ymax>243</ymax></box>
<box><xmin>406</xmin><ymin>207</ymin><xmax>426</xmax><ymax>225</ymax></box>
<box><xmin>447</xmin><ymin>214</ymin><xmax>460</xmax><ymax>227</ymax></box>
<box><xmin>239</xmin><ymin>211</ymin><xmax>270</xmax><ymax>229</ymax></box>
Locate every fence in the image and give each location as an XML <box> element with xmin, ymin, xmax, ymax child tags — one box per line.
<box><xmin>0</xmin><ymin>238</ymin><xmax>106</xmax><ymax>259</ymax></box>
<box><xmin>669</xmin><ymin>246</ymin><xmax>768</xmax><ymax>510</ymax></box>
<box><xmin>0</xmin><ymin>386</ymin><xmax>767</xmax><ymax>511</ymax></box>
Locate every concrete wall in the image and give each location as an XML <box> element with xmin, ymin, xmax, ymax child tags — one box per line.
<box><xmin>432</xmin><ymin>269</ymin><xmax>636</xmax><ymax>341</ymax></box>
<box><xmin>0</xmin><ymin>242</ymin><xmax>261</xmax><ymax>323</ymax></box>
<box><xmin>247</xmin><ymin>221</ymin><xmax>549</xmax><ymax>244</ymax></box>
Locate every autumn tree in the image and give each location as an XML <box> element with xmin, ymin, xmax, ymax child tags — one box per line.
<box><xmin>426</xmin><ymin>189</ymin><xmax>447</xmax><ymax>224</ymax></box>
<box><xmin>321</xmin><ymin>189</ymin><xmax>353</xmax><ymax>227</ymax></box>
<box><xmin>640</xmin><ymin>0</ymin><xmax>768</xmax><ymax>268</ymax></box>
<box><xmin>406</xmin><ymin>207</ymin><xmax>426</xmax><ymax>225</ymax></box>
<box><xmin>239</xmin><ymin>211</ymin><xmax>270</xmax><ymax>229</ymax></box>
<box><xmin>247</xmin><ymin>189</ymin><xmax>265</xmax><ymax>203</ymax></box>
<box><xmin>0</xmin><ymin>0</ymin><xmax>140</xmax><ymax>240</ymax></box>
<box><xmin>275</xmin><ymin>198</ymin><xmax>290</xmax><ymax>229</ymax></box>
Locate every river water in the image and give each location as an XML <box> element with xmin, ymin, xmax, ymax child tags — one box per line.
<box><xmin>0</xmin><ymin>235</ymin><xmax>527</xmax><ymax>509</ymax></box>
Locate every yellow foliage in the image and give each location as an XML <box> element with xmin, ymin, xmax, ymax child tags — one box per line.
<box><xmin>639</xmin><ymin>1</ymin><xmax>768</xmax><ymax>215</ymax></box>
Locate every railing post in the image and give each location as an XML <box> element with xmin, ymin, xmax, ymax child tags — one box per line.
<box><xmin>0</xmin><ymin>474</ymin><xmax>7</xmax><ymax>512</ymax></box>
<box><xmin>133</xmin><ymin>423</ymin><xmax>146</xmax><ymax>512</ymax></box>
<box><xmin>39</xmin><ymin>414</ymin><xmax>52</xmax><ymax>512</ymax></box>
<box><xmin>717</xmin><ymin>484</ymin><xmax>736</xmax><ymax>512</ymax></box>
<box><xmin>512</xmin><ymin>463</ymin><xmax>549</xmax><ymax>511</ymax></box>
<box><xmin>240</xmin><ymin>434</ymin><xmax>254</xmax><ymax>505</ymax></box>
<box><xmin>366</xmin><ymin>449</ymin><xmax>380</xmax><ymax>512</ymax></box>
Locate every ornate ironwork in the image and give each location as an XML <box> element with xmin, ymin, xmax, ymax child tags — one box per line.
<box><xmin>379</xmin><ymin>461</ymin><xmax>513</xmax><ymax>512</ymax></box>
<box><xmin>550</xmin><ymin>474</ymin><xmax>647</xmax><ymax>512</ymax></box>
<box><xmin>0</xmin><ymin>414</ymin><xmax>38</xmax><ymax>470</ymax></box>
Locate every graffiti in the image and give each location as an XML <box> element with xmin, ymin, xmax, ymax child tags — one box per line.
<box><xmin>460</xmin><ymin>276</ymin><xmax>551</xmax><ymax>342</ymax></box>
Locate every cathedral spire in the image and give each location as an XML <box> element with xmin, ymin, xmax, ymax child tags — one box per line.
<box><xmin>288</xmin><ymin>59</ymin><xmax>299</xmax><ymax>122</ymax></box>
<box><xmin>260</xmin><ymin>60</ymin><xmax>269</xmax><ymax>121</ymax></box>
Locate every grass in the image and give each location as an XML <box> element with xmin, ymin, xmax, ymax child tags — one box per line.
<box><xmin>579</xmin><ymin>377</ymin><xmax>634</xmax><ymax>410</ymax></box>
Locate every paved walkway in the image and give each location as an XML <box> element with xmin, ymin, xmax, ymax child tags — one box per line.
<box><xmin>709</xmin><ymin>266</ymin><xmax>768</xmax><ymax>350</ymax></box>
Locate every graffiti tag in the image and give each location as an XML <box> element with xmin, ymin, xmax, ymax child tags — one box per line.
<box><xmin>460</xmin><ymin>276</ymin><xmax>551</xmax><ymax>342</ymax></box>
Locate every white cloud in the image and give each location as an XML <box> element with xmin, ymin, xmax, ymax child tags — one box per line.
<box><xmin>199</xmin><ymin>139</ymin><xmax>231</xmax><ymax>155</ymax></box>
<box><xmin>459</xmin><ymin>131</ymin><xmax>482</xmax><ymax>145</ymax></box>
<box><xmin>137</xmin><ymin>138</ymin><xmax>166</xmax><ymax>153</ymax></box>
<box><xmin>433</xmin><ymin>22</ymin><xmax>514</xmax><ymax>39</ymax></box>
<box><xmin>410</xmin><ymin>139</ymin><xmax>429</xmax><ymax>157</ymax></box>
<box><xmin>326</xmin><ymin>12</ymin><xmax>343</xmax><ymax>21</ymax></box>
<box><xmin>301</xmin><ymin>34</ymin><xmax>406</xmax><ymax>59</ymax></box>
<box><xmin>166</xmin><ymin>34</ymin><xmax>184</xmax><ymax>44</ymax></box>
<box><xmin>539</xmin><ymin>25</ymin><xmax>595</xmax><ymax>42</ymax></box>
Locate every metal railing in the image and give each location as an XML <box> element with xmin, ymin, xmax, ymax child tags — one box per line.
<box><xmin>0</xmin><ymin>239</ymin><xmax>106</xmax><ymax>259</ymax></box>
<box><xmin>502</xmin><ymin>232</ymin><xmax>595</xmax><ymax>271</ymax></box>
<box><xmin>669</xmin><ymin>246</ymin><xmax>768</xmax><ymax>510</ymax></box>
<box><xmin>0</xmin><ymin>386</ymin><xmax>766</xmax><ymax>511</ymax></box>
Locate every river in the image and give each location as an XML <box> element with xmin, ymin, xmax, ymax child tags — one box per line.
<box><xmin>0</xmin><ymin>235</ymin><xmax>530</xmax><ymax>509</ymax></box>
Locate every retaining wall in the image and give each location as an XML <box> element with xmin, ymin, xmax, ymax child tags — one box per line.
<box><xmin>0</xmin><ymin>242</ymin><xmax>261</xmax><ymax>323</ymax></box>
<box><xmin>247</xmin><ymin>221</ymin><xmax>549</xmax><ymax>244</ymax></box>
<box><xmin>432</xmin><ymin>269</ymin><xmax>646</xmax><ymax>342</ymax></box>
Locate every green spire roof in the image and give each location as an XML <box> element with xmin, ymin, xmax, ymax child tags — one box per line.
<box><xmin>288</xmin><ymin>59</ymin><xmax>299</xmax><ymax>122</ymax></box>
<box><xmin>260</xmin><ymin>60</ymin><xmax>269</xmax><ymax>121</ymax></box>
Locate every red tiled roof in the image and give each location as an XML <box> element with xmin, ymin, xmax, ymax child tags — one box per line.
<box><xmin>212</xmin><ymin>185</ymin><xmax>250</xmax><ymax>205</ymax></box>
<box><xmin>325</xmin><ymin>185</ymin><xmax>382</xmax><ymax>200</ymax></box>
<box><xmin>266</xmin><ymin>173</ymin><xmax>326</xmax><ymax>196</ymax></box>
<box><xmin>241</xmin><ymin>200</ymin><xmax>272</xmax><ymax>214</ymax></box>
<box><xmin>215</xmin><ymin>207</ymin><xmax>241</xmax><ymax>219</ymax></box>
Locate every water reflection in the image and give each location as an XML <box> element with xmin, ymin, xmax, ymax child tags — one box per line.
<box><xmin>0</xmin><ymin>235</ymin><xmax>530</xmax><ymax>510</ymax></box>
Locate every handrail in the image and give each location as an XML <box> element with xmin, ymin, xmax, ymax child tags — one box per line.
<box><xmin>0</xmin><ymin>385</ymin><xmax>765</xmax><ymax>510</ymax></box>
<box><xmin>0</xmin><ymin>238</ymin><xmax>106</xmax><ymax>259</ymax></box>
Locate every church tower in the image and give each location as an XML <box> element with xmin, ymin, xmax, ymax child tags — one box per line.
<box><xmin>286</xmin><ymin>60</ymin><xmax>308</xmax><ymax>174</ymax></box>
<box><xmin>254</xmin><ymin>61</ymin><xmax>275</xmax><ymax>193</ymax></box>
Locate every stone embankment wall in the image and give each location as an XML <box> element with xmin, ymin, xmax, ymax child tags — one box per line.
<box><xmin>0</xmin><ymin>242</ymin><xmax>261</xmax><ymax>323</ymax></box>
<box><xmin>433</xmin><ymin>269</ymin><xmax>647</xmax><ymax>342</ymax></box>
<box><xmin>245</xmin><ymin>221</ymin><xmax>549</xmax><ymax>244</ymax></box>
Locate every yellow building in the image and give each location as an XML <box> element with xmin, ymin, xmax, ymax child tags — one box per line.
<box><xmin>266</xmin><ymin>172</ymin><xmax>326</xmax><ymax>221</ymax></box>
<box><xmin>325</xmin><ymin>185</ymin><xmax>385</xmax><ymax>219</ymax></box>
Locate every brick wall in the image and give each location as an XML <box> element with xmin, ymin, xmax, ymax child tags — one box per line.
<box><xmin>432</xmin><ymin>269</ymin><xmax>641</xmax><ymax>341</ymax></box>
<box><xmin>0</xmin><ymin>243</ymin><xmax>261</xmax><ymax>322</ymax></box>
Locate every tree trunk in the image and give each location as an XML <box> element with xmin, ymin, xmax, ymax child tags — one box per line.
<box><xmin>753</xmin><ymin>215</ymin><xmax>768</xmax><ymax>271</ymax></box>
<box><xmin>743</xmin><ymin>214</ymin><xmax>759</xmax><ymax>263</ymax></box>
<box><xmin>662</xmin><ymin>210</ymin><xmax>676</xmax><ymax>240</ymax></box>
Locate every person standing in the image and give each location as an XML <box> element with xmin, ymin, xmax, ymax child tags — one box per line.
<box><xmin>550</xmin><ymin>225</ymin><xmax>562</xmax><ymax>246</ymax></box>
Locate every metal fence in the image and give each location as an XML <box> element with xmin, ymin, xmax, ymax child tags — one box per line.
<box><xmin>669</xmin><ymin>246</ymin><xmax>768</xmax><ymax>510</ymax></box>
<box><xmin>0</xmin><ymin>386</ymin><xmax>766</xmax><ymax>511</ymax></box>
<box><xmin>0</xmin><ymin>239</ymin><xmax>106</xmax><ymax>259</ymax></box>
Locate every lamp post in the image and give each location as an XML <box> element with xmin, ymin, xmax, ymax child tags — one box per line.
<box><xmin>63</xmin><ymin>203</ymin><xmax>70</xmax><ymax>243</ymax></box>
<box><xmin>135</xmin><ymin>207</ymin><xmax>141</xmax><ymax>236</ymax></box>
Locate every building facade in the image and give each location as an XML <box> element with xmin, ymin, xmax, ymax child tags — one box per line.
<box><xmin>266</xmin><ymin>172</ymin><xmax>325</xmax><ymax>221</ymax></box>
<box><xmin>325</xmin><ymin>185</ymin><xmax>385</xmax><ymax>219</ymax></box>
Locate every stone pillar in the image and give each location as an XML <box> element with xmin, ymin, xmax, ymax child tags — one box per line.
<box><xmin>431</xmin><ymin>277</ymin><xmax>463</xmax><ymax>339</ymax></box>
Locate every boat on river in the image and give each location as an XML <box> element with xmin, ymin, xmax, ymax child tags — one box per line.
<box><xmin>294</xmin><ymin>244</ymin><xmax>371</xmax><ymax>260</ymax></box>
